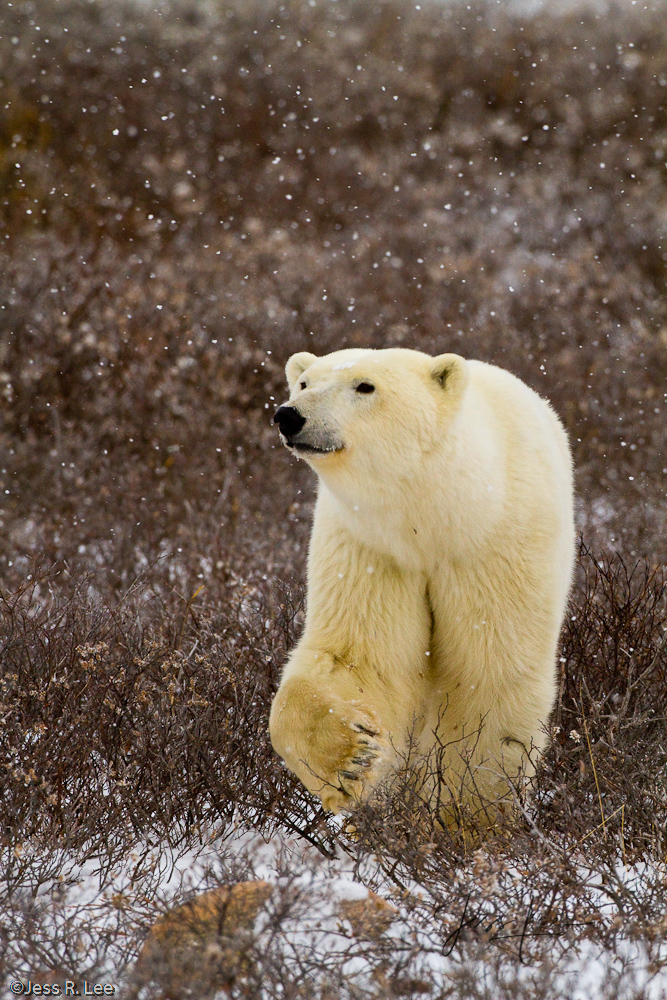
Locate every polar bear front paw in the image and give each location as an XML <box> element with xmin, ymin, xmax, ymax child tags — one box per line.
<box><xmin>319</xmin><ymin>718</ymin><xmax>390</xmax><ymax>814</ymax></box>
<box><xmin>269</xmin><ymin>676</ymin><xmax>393</xmax><ymax>814</ymax></box>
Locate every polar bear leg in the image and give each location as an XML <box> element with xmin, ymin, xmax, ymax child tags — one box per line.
<box><xmin>270</xmin><ymin>543</ymin><xmax>432</xmax><ymax>813</ymax></box>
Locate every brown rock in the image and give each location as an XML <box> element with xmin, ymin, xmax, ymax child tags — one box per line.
<box><xmin>338</xmin><ymin>890</ymin><xmax>397</xmax><ymax>941</ymax></box>
<box><xmin>129</xmin><ymin>880</ymin><xmax>273</xmax><ymax>999</ymax></box>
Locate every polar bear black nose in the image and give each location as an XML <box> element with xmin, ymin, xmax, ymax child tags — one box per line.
<box><xmin>274</xmin><ymin>405</ymin><xmax>306</xmax><ymax>438</ymax></box>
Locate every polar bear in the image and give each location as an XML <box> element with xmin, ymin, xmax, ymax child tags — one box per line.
<box><xmin>269</xmin><ymin>348</ymin><xmax>575</xmax><ymax>822</ymax></box>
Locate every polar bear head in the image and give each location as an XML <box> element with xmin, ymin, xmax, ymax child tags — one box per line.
<box><xmin>274</xmin><ymin>348</ymin><xmax>468</xmax><ymax>481</ymax></box>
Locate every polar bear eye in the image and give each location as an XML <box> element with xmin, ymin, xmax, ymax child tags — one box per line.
<box><xmin>299</xmin><ymin>381</ymin><xmax>307</xmax><ymax>390</ymax></box>
<box><xmin>355</xmin><ymin>382</ymin><xmax>375</xmax><ymax>394</ymax></box>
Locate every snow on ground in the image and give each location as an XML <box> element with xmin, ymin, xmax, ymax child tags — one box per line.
<box><xmin>10</xmin><ymin>824</ymin><xmax>666</xmax><ymax>998</ymax></box>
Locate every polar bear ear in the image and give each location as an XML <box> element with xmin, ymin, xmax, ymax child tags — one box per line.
<box><xmin>430</xmin><ymin>353</ymin><xmax>468</xmax><ymax>397</ymax></box>
<box><xmin>286</xmin><ymin>352</ymin><xmax>318</xmax><ymax>390</ymax></box>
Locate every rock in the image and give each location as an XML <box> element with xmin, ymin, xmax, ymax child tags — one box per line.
<box><xmin>128</xmin><ymin>880</ymin><xmax>273</xmax><ymax>999</ymax></box>
<box><xmin>338</xmin><ymin>890</ymin><xmax>397</xmax><ymax>941</ymax></box>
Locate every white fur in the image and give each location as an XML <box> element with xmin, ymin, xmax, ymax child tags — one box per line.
<box><xmin>269</xmin><ymin>348</ymin><xmax>575</xmax><ymax>820</ymax></box>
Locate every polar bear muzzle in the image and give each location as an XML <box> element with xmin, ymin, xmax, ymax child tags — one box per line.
<box><xmin>273</xmin><ymin>404</ymin><xmax>344</xmax><ymax>455</ymax></box>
